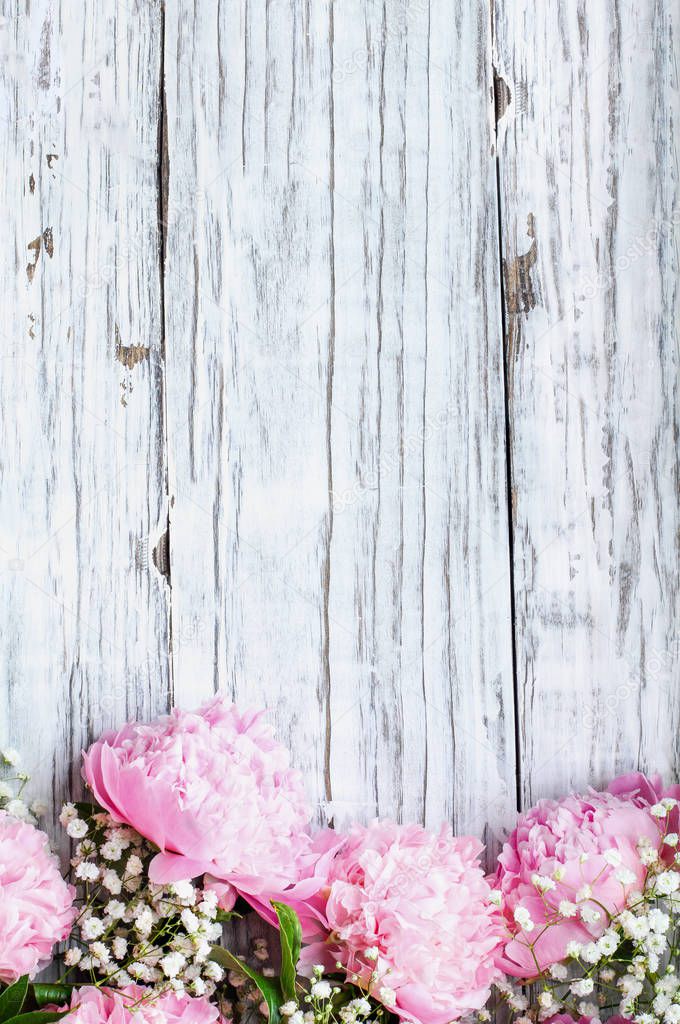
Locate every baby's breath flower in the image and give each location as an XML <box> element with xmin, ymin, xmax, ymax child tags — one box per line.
<box><xmin>67</xmin><ymin>819</ymin><xmax>89</xmax><ymax>839</ymax></box>
<box><xmin>125</xmin><ymin>854</ymin><xmax>143</xmax><ymax>877</ymax></box>
<box><xmin>75</xmin><ymin>861</ymin><xmax>100</xmax><ymax>882</ymax></box>
<box><xmin>81</xmin><ymin>916</ymin><xmax>105</xmax><ymax>940</ymax></box>
<box><xmin>513</xmin><ymin>906</ymin><xmax>534</xmax><ymax>931</ymax></box>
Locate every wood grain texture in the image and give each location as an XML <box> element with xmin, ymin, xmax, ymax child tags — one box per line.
<box><xmin>493</xmin><ymin>0</ymin><xmax>680</xmax><ymax>804</ymax></box>
<box><xmin>0</xmin><ymin>0</ymin><xmax>170</xmax><ymax>830</ymax></box>
<box><xmin>163</xmin><ymin>0</ymin><xmax>518</xmax><ymax>843</ymax></box>
<box><xmin>1</xmin><ymin>0</ymin><xmax>678</xmax><ymax>869</ymax></box>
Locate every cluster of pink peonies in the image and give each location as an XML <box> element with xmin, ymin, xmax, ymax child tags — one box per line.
<box><xmin>0</xmin><ymin>809</ymin><xmax>76</xmax><ymax>983</ymax></box>
<box><xmin>79</xmin><ymin>699</ymin><xmax>506</xmax><ymax>1024</ymax></box>
<box><xmin>2</xmin><ymin>696</ymin><xmax>679</xmax><ymax>1024</ymax></box>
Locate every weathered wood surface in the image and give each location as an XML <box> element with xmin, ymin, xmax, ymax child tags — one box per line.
<box><xmin>0</xmin><ymin>0</ymin><xmax>677</xmax><ymax>858</ymax></box>
<box><xmin>0</xmin><ymin>0</ymin><xmax>170</xmax><ymax>822</ymax></box>
<box><xmin>494</xmin><ymin>0</ymin><xmax>680</xmax><ymax>805</ymax></box>
<box><xmin>163</xmin><ymin>0</ymin><xmax>516</xmax><ymax>844</ymax></box>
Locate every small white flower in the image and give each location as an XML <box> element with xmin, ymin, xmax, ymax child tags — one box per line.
<box><xmin>656</xmin><ymin>871</ymin><xmax>680</xmax><ymax>896</ymax></box>
<box><xmin>363</xmin><ymin>946</ymin><xmax>379</xmax><ymax>960</ymax></box>
<box><xmin>180</xmin><ymin>908</ymin><xmax>200</xmax><ymax>933</ymax></box>
<box><xmin>649</xmin><ymin>908</ymin><xmax>670</xmax><ymax>933</ymax></box>
<box><xmin>5</xmin><ymin>799</ymin><xmax>30</xmax><ymax>820</ymax></box>
<box><xmin>378</xmin><ymin>987</ymin><xmax>396</xmax><ymax>1008</ymax></box>
<box><xmin>126</xmin><ymin>854</ymin><xmax>144</xmax><ymax>877</ymax></box>
<box><xmin>604</xmin><ymin>849</ymin><xmax>623</xmax><ymax>867</ymax></box>
<box><xmin>2</xmin><ymin>748</ymin><xmax>21</xmax><ymax>766</ymax></box>
<box><xmin>170</xmin><ymin>880</ymin><xmax>196</xmax><ymax>904</ymax></box>
<box><xmin>81</xmin><ymin>917</ymin><xmax>105</xmax><ymax>940</ymax></box>
<box><xmin>640</xmin><ymin>846</ymin><xmax>660</xmax><ymax>866</ymax></box>
<box><xmin>349</xmin><ymin>1000</ymin><xmax>371</xmax><ymax>1017</ymax></box>
<box><xmin>192</xmin><ymin>979</ymin><xmax>207</xmax><ymax>997</ymax></box>
<box><xmin>101</xmin><ymin>840</ymin><xmax>123</xmax><ymax>861</ymax></box>
<box><xmin>280</xmin><ymin>1004</ymin><xmax>299</xmax><ymax>1016</ymax></box>
<box><xmin>665</xmin><ymin>833</ymin><xmax>679</xmax><ymax>848</ymax></box>
<box><xmin>30</xmin><ymin>799</ymin><xmax>48</xmax><ymax>817</ymax></box>
<box><xmin>652</xmin><ymin>803</ymin><xmax>669</xmax><ymax>818</ymax></box>
<box><xmin>105</xmin><ymin>900</ymin><xmax>126</xmax><ymax>919</ymax></box>
<box><xmin>576</xmin><ymin>884</ymin><xmax>592</xmax><ymax>901</ymax></box>
<box><xmin>129</xmin><ymin>962</ymin><xmax>152</xmax><ymax>982</ymax></box>
<box><xmin>75</xmin><ymin>861</ymin><xmax>100</xmax><ymax>882</ymax></box>
<box><xmin>488</xmin><ymin>889</ymin><xmax>502</xmax><ymax>906</ymax></box>
<box><xmin>549</xmin><ymin>964</ymin><xmax>568</xmax><ymax>981</ymax></box>
<box><xmin>581</xmin><ymin>942</ymin><xmax>600</xmax><ymax>964</ymax></box>
<box><xmin>597</xmin><ymin>930</ymin><xmax>620</xmax><ymax>956</ymax></box>
<box><xmin>0</xmin><ymin>782</ymin><xmax>12</xmax><ymax>800</ymax></box>
<box><xmin>311</xmin><ymin>981</ymin><xmax>333</xmax><ymax>1000</ymax></box>
<box><xmin>532</xmin><ymin>873</ymin><xmax>556</xmax><ymax>892</ymax></box>
<box><xmin>571</xmin><ymin>979</ymin><xmax>595</xmax><ymax>997</ymax></box>
<box><xmin>616</xmin><ymin>868</ymin><xmax>638</xmax><ymax>886</ymax></box>
<box><xmin>112</xmin><ymin>937</ymin><xmax>128</xmax><ymax>959</ymax></box>
<box><xmin>160</xmin><ymin>952</ymin><xmax>186</xmax><ymax>978</ymax></box>
<box><xmin>102</xmin><ymin>869</ymin><xmax>122</xmax><ymax>894</ymax></box>
<box><xmin>134</xmin><ymin>906</ymin><xmax>154</xmax><ymax>937</ymax></box>
<box><xmin>559</xmin><ymin>900</ymin><xmax>578</xmax><ymax>917</ymax></box>
<box><xmin>580</xmin><ymin>906</ymin><xmax>601</xmax><ymax>925</ymax></box>
<box><xmin>566</xmin><ymin>941</ymin><xmax>582</xmax><ymax>958</ymax></box>
<box><xmin>203</xmin><ymin>961</ymin><xmax>224</xmax><ymax>982</ymax></box>
<box><xmin>289</xmin><ymin>1014</ymin><xmax>305</xmax><ymax>1024</ymax></box>
<box><xmin>64</xmin><ymin>948</ymin><xmax>82</xmax><ymax>966</ymax></box>
<box><xmin>89</xmin><ymin>941</ymin><xmax>110</xmax><ymax>964</ymax></box>
<box><xmin>537</xmin><ymin>992</ymin><xmax>554</xmax><ymax>1009</ymax></box>
<box><xmin>67</xmin><ymin>819</ymin><xmax>89</xmax><ymax>839</ymax></box>
<box><xmin>513</xmin><ymin>906</ymin><xmax>535</xmax><ymax>932</ymax></box>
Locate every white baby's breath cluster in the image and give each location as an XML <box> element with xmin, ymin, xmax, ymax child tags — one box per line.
<box><xmin>278</xmin><ymin>963</ymin><xmax>388</xmax><ymax>1024</ymax></box>
<box><xmin>493</xmin><ymin>802</ymin><xmax>680</xmax><ymax>1024</ymax></box>
<box><xmin>61</xmin><ymin>802</ymin><xmax>226</xmax><ymax>999</ymax></box>
<box><xmin>0</xmin><ymin>746</ymin><xmax>48</xmax><ymax>823</ymax></box>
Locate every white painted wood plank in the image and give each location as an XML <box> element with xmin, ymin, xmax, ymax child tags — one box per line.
<box><xmin>0</xmin><ymin>0</ymin><xmax>170</xmax><ymax>831</ymax></box>
<box><xmin>164</xmin><ymin>0</ymin><xmax>517</xmax><ymax>842</ymax></box>
<box><xmin>494</xmin><ymin>1</ymin><xmax>680</xmax><ymax>803</ymax></box>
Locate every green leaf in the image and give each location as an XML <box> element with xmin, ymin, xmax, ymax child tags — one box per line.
<box><xmin>209</xmin><ymin>946</ymin><xmax>282</xmax><ymax>1024</ymax></box>
<box><xmin>272</xmin><ymin>902</ymin><xmax>302</xmax><ymax>1004</ymax></box>
<box><xmin>0</xmin><ymin>976</ymin><xmax>28</xmax><ymax>1023</ymax></box>
<box><xmin>215</xmin><ymin>909</ymin><xmax>241</xmax><ymax>923</ymax></box>
<box><xmin>30</xmin><ymin>987</ymin><xmax>72</xmax><ymax>1010</ymax></box>
<box><xmin>4</xmin><ymin>1012</ymin><xmax>70</xmax><ymax>1024</ymax></box>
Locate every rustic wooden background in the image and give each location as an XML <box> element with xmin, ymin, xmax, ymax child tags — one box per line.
<box><xmin>1</xmin><ymin>0</ymin><xmax>678</xmax><ymax>856</ymax></box>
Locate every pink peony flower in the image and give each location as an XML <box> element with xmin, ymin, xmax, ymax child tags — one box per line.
<box><xmin>0</xmin><ymin>809</ymin><xmax>76</xmax><ymax>982</ymax></box>
<box><xmin>243</xmin><ymin>828</ymin><xmax>346</xmax><ymax>940</ymax></box>
<box><xmin>59</xmin><ymin>985</ymin><xmax>227</xmax><ymax>1024</ymax></box>
<box><xmin>300</xmin><ymin>820</ymin><xmax>502</xmax><ymax>1024</ymax></box>
<box><xmin>82</xmin><ymin>697</ymin><xmax>312</xmax><ymax>909</ymax></box>
<box><xmin>490</xmin><ymin>784</ymin><xmax>666</xmax><ymax>979</ymax></box>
